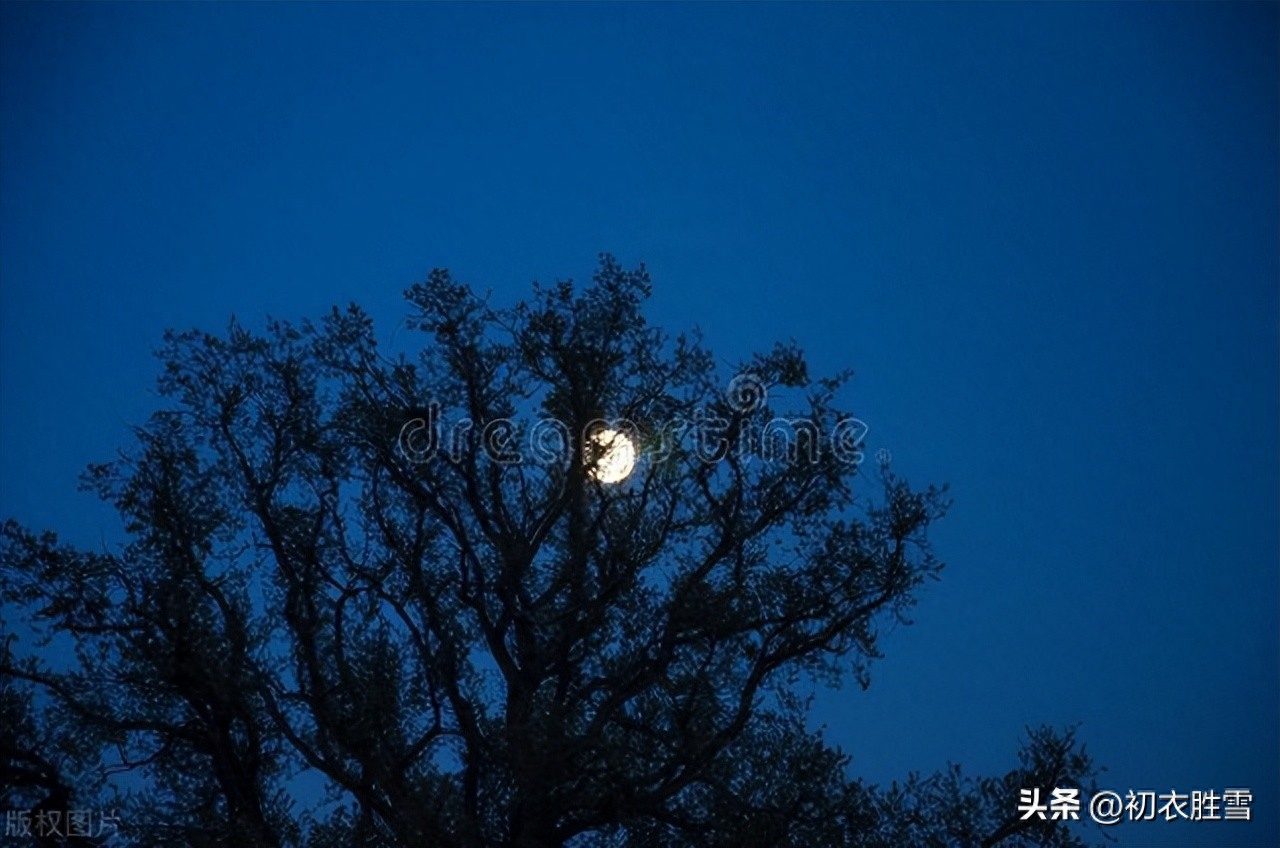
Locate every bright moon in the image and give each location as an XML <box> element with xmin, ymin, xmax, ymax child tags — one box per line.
<box><xmin>588</xmin><ymin>429</ymin><xmax>637</xmax><ymax>483</ymax></box>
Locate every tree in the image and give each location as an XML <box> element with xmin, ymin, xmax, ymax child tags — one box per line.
<box><xmin>1</xmin><ymin>256</ymin><xmax>1099</xmax><ymax>847</ymax></box>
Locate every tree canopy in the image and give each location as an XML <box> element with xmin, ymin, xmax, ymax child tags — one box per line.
<box><xmin>2</xmin><ymin>256</ymin><xmax>1098</xmax><ymax>847</ymax></box>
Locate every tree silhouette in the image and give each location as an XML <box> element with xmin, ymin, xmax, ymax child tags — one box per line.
<box><xmin>2</xmin><ymin>256</ymin><xmax>1098</xmax><ymax>847</ymax></box>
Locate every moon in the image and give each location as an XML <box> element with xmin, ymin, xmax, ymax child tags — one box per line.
<box><xmin>587</xmin><ymin>429</ymin><xmax>637</xmax><ymax>483</ymax></box>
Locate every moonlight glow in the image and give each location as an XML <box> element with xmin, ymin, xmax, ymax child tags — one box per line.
<box><xmin>587</xmin><ymin>429</ymin><xmax>637</xmax><ymax>483</ymax></box>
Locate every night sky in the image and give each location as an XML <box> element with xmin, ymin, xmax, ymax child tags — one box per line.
<box><xmin>2</xmin><ymin>3</ymin><xmax>1276</xmax><ymax>846</ymax></box>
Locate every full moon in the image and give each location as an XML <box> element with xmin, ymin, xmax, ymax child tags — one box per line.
<box><xmin>587</xmin><ymin>429</ymin><xmax>637</xmax><ymax>483</ymax></box>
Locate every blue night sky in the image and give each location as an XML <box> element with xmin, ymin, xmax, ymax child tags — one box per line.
<box><xmin>1</xmin><ymin>3</ymin><xmax>1276</xmax><ymax>846</ymax></box>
